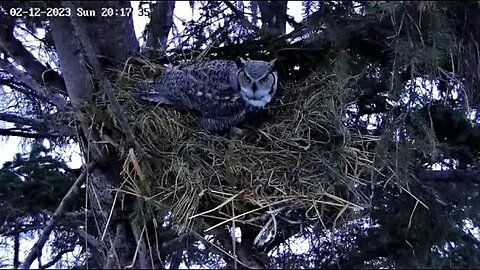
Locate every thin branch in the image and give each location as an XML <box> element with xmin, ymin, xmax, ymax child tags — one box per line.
<box><xmin>223</xmin><ymin>0</ymin><xmax>259</xmax><ymax>31</ymax></box>
<box><xmin>0</xmin><ymin>129</ymin><xmax>61</xmax><ymax>139</ymax></box>
<box><xmin>0</xmin><ymin>78</ymin><xmax>54</xmax><ymax>104</ymax></box>
<box><xmin>416</xmin><ymin>169</ymin><xmax>480</xmax><ymax>183</ymax></box>
<box><xmin>0</xmin><ymin>13</ymin><xmax>66</xmax><ymax>94</ymax></box>
<box><xmin>128</xmin><ymin>221</ymin><xmax>149</xmax><ymax>269</ymax></box>
<box><xmin>0</xmin><ymin>112</ymin><xmax>56</xmax><ymax>129</ymax></box>
<box><xmin>0</xmin><ymin>112</ymin><xmax>75</xmax><ymax>137</ymax></box>
<box><xmin>76</xmin><ymin>227</ymin><xmax>107</xmax><ymax>265</ymax></box>
<box><xmin>323</xmin><ymin>237</ymin><xmax>407</xmax><ymax>269</ymax></box>
<box><xmin>13</xmin><ymin>233</ymin><xmax>20</xmax><ymax>269</ymax></box>
<box><xmin>0</xmin><ymin>224</ymin><xmax>44</xmax><ymax>237</ymax></box>
<box><xmin>0</xmin><ymin>58</ymin><xmax>69</xmax><ymax>109</ymax></box>
<box><xmin>18</xmin><ymin>162</ymin><xmax>96</xmax><ymax>270</ymax></box>
<box><xmin>39</xmin><ymin>248</ymin><xmax>75</xmax><ymax>269</ymax></box>
<box><xmin>190</xmin><ymin>230</ymin><xmax>251</xmax><ymax>269</ymax></box>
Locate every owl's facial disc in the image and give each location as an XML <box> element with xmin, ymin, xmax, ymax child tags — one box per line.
<box><xmin>238</xmin><ymin>70</ymin><xmax>277</xmax><ymax>108</ymax></box>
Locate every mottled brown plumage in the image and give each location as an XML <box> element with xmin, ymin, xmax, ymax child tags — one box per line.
<box><xmin>137</xmin><ymin>59</ymin><xmax>278</xmax><ymax>132</ymax></box>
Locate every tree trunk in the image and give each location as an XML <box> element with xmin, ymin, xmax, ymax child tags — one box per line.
<box><xmin>256</xmin><ymin>1</ymin><xmax>288</xmax><ymax>35</ymax></box>
<box><xmin>48</xmin><ymin>1</ymin><xmax>140</xmax><ymax>268</ymax></box>
<box><xmin>147</xmin><ymin>1</ymin><xmax>176</xmax><ymax>50</ymax></box>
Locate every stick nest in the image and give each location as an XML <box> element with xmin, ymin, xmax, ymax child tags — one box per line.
<box><xmin>108</xmin><ymin>60</ymin><xmax>390</xmax><ymax>237</ymax></box>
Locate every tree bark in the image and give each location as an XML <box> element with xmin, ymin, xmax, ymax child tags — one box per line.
<box><xmin>47</xmin><ymin>2</ymin><xmax>141</xmax><ymax>267</ymax></box>
<box><xmin>257</xmin><ymin>1</ymin><xmax>288</xmax><ymax>35</ymax></box>
<box><xmin>147</xmin><ymin>1</ymin><xmax>176</xmax><ymax>50</ymax></box>
<box><xmin>0</xmin><ymin>113</ymin><xmax>75</xmax><ymax>137</ymax></box>
<box><xmin>0</xmin><ymin>13</ymin><xmax>66</xmax><ymax>94</ymax></box>
<box><xmin>68</xmin><ymin>1</ymin><xmax>139</xmax><ymax>69</ymax></box>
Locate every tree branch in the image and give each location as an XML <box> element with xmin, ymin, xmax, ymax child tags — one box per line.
<box><xmin>0</xmin><ymin>77</ymin><xmax>54</xmax><ymax>105</ymax></box>
<box><xmin>13</xmin><ymin>233</ymin><xmax>20</xmax><ymax>269</ymax></box>
<box><xmin>129</xmin><ymin>221</ymin><xmax>150</xmax><ymax>269</ymax></box>
<box><xmin>63</xmin><ymin>1</ymin><xmax>146</xmax><ymax>158</ymax></box>
<box><xmin>18</xmin><ymin>162</ymin><xmax>96</xmax><ymax>270</ymax></box>
<box><xmin>39</xmin><ymin>248</ymin><xmax>75</xmax><ymax>269</ymax></box>
<box><xmin>0</xmin><ymin>58</ymin><xmax>69</xmax><ymax>109</ymax></box>
<box><xmin>223</xmin><ymin>1</ymin><xmax>259</xmax><ymax>31</ymax></box>
<box><xmin>0</xmin><ymin>112</ymin><xmax>76</xmax><ymax>138</ymax></box>
<box><xmin>417</xmin><ymin>169</ymin><xmax>480</xmax><ymax>183</ymax></box>
<box><xmin>323</xmin><ymin>237</ymin><xmax>406</xmax><ymax>269</ymax></box>
<box><xmin>0</xmin><ymin>223</ymin><xmax>44</xmax><ymax>237</ymax></box>
<box><xmin>0</xmin><ymin>13</ymin><xmax>66</xmax><ymax>94</ymax></box>
<box><xmin>76</xmin><ymin>227</ymin><xmax>106</xmax><ymax>265</ymax></box>
<box><xmin>147</xmin><ymin>1</ymin><xmax>176</xmax><ymax>49</ymax></box>
<box><xmin>190</xmin><ymin>231</ymin><xmax>250</xmax><ymax>269</ymax></box>
<box><xmin>0</xmin><ymin>129</ymin><xmax>63</xmax><ymax>139</ymax></box>
<box><xmin>58</xmin><ymin>1</ymin><xmax>139</xmax><ymax>68</ymax></box>
<box><xmin>50</xmin><ymin>17</ymin><xmax>109</xmax><ymax>165</ymax></box>
<box><xmin>256</xmin><ymin>1</ymin><xmax>288</xmax><ymax>34</ymax></box>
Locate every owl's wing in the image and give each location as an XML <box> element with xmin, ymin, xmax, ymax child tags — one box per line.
<box><xmin>136</xmin><ymin>61</ymin><xmax>246</xmax><ymax>121</ymax></box>
<box><xmin>135</xmin><ymin>80</ymin><xmax>175</xmax><ymax>105</ymax></box>
<box><xmin>182</xmin><ymin>61</ymin><xmax>237</xmax><ymax>95</ymax></box>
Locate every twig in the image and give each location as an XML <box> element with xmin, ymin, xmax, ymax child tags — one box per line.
<box><xmin>126</xmin><ymin>222</ymin><xmax>149</xmax><ymax>269</ymax></box>
<box><xmin>18</xmin><ymin>162</ymin><xmax>96</xmax><ymax>270</ymax></box>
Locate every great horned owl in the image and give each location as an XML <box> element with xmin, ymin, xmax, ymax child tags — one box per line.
<box><xmin>136</xmin><ymin>58</ymin><xmax>278</xmax><ymax>132</ymax></box>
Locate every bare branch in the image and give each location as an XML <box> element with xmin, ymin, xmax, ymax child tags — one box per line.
<box><xmin>129</xmin><ymin>221</ymin><xmax>150</xmax><ymax>269</ymax></box>
<box><xmin>0</xmin><ymin>223</ymin><xmax>44</xmax><ymax>237</ymax></box>
<box><xmin>0</xmin><ymin>13</ymin><xmax>66</xmax><ymax>94</ymax></box>
<box><xmin>223</xmin><ymin>1</ymin><xmax>259</xmax><ymax>31</ymax></box>
<box><xmin>0</xmin><ymin>58</ymin><xmax>69</xmax><ymax>109</ymax></box>
<box><xmin>39</xmin><ymin>248</ymin><xmax>75</xmax><ymax>269</ymax></box>
<box><xmin>0</xmin><ymin>77</ymin><xmax>53</xmax><ymax>105</ymax></box>
<box><xmin>417</xmin><ymin>169</ymin><xmax>480</xmax><ymax>183</ymax></box>
<box><xmin>0</xmin><ymin>112</ymin><xmax>76</xmax><ymax>138</ymax></box>
<box><xmin>0</xmin><ymin>129</ymin><xmax>62</xmax><ymax>139</ymax></box>
<box><xmin>18</xmin><ymin>162</ymin><xmax>96</xmax><ymax>270</ymax></box>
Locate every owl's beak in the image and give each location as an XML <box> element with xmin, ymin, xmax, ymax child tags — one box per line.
<box><xmin>252</xmin><ymin>82</ymin><xmax>257</xmax><ymax>92</ymax></box>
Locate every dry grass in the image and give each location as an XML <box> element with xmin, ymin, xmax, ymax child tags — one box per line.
<box><xmin>107</xmin><ymin>59</ymin><xmax>393</xmax><ymax>236</ymax></box>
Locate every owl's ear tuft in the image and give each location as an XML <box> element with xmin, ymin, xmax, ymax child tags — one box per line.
<box><xmin>235</xmin><ymin>57</ymin><xmax>246</xmax><ymax>69</ymax></box>
<box><xmin>269</xmin><ymin>58</ymin><xmax>278</xmax><ymax>72</ymax></box>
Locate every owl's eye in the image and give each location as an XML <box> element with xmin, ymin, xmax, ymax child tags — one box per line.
<box><xmin>259</xmin><ymin>74</ymin><xmax>271</xmax><ymax>84</ymax></box>
<box><xmin>239</xmin><ymin>71</ymin><xmax>252</xmax><ymax>84</ymax></box>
